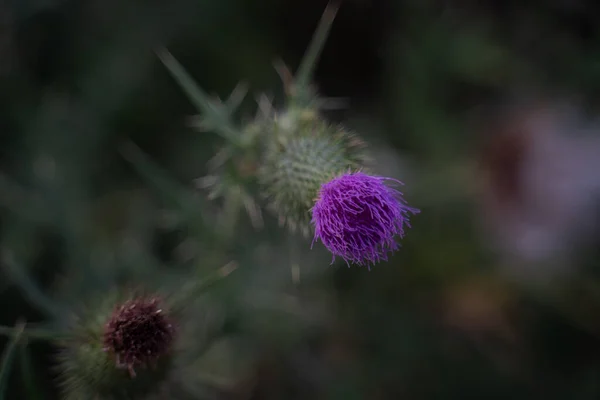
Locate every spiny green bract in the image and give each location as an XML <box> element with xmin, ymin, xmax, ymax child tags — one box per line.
<box><xmin>195</xmin><ymin>118</ymin><xmax>267</xmax><ymax>232</ymax></box>
<box><xmin>258</xmin><ymin>109</ymin><xmax>368</xmax><ymax>236</ymax></box>
<box><xmin>155</xmin><ymin>3</ymin><xmax>346</xmax><ymax>236</ymax></box>
<box><xmin>56</xmin><ymin>292</ymin><xmax>177</xmax><ymax>400</ymax></box>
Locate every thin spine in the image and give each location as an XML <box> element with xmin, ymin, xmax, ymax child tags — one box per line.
<box><xmin>294</xmin><ymin>2</ymin><xmax>340</xmax><ymax>90</ymax></box>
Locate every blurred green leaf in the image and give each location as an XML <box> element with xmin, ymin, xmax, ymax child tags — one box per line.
<box><xmin>0</xmin><ymin>324</ymin><xmax>24</xmax><ymax>400</ymax></box>
<box><xmin>157</xmin><ymin>49</ymin><xmax>242</xmax><ymax>144</ymax></box>
<box><xmin>2</xmin><ymin>252</ymin><xmax>65</xmax><ymax>321</ymax></box>
<box><xmin>120</xmin><ymin>140</ymin><xmax>216</xmax><ymax>242</ymax></box>
<box><xmin>19</xmin><ymin>344</ymin><xmax>45</xmax><ymax>400</ymax></box>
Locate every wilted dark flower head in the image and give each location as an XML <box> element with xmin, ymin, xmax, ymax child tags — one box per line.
<box><xmin>311</xmin><ymin>172</ymin><xmax>419</xmax><ymax>267</ymax></box>
<box><xmin>103</xmin><ymin>296</ymin><xmax>175</xmax><ymax>377</ymax></box>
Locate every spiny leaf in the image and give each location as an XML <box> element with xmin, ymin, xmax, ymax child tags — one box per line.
<box><xmin>119</xmin><ymin>141</ymin><xmax>216</xmax><ymax>241</ymax></box>
<box><xmin>156</xmin><ymin>48</ymin><xmax>242</xmax><ymax>144</ymax></box>
<box><xmin>224</xmin><ymin>82</ymin><xmax>249</xmax><ymax>114</ymax></box>
<box><xmin>294</xmin><ymin>2</ymin><xmax>340</xmax><ymax>97</ymax></box>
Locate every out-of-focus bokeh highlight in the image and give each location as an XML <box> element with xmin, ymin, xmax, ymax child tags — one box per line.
<box><xmin>1</xmin><ymin>0</ymin><xmax>600</xmax><ymax>398</ymax></box>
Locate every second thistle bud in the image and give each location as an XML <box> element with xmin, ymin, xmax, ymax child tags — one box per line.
<box><xmin>258</xmin><ymin>112</ymin><xmax>368</xmax><ymax>235</ymax></box>
<box><xmin>103</xmin><ymin>297</ymin><xmax>175</xmax><ymax>377</ymax></box>
<box><xmin>57</xmin><ymin>294</ymin><xmax>177</xmax><ymax>399</ymax></box>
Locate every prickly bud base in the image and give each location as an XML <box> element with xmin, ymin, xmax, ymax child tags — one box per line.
<box><xmin>258</xmin><ymin>112</ymin><xmax>368</xmax><ymax>235</ymax></box>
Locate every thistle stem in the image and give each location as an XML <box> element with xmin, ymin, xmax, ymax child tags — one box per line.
<box><xmin>288</xmin><ymin>235</ymin><xmax>301</xmax><ymax>285</ymax></box>
<box><xmin>0</xmin><ymin>325</ymin><xmax>64</xmax><ymax>341</ymax></box>
<box><xmin>172</xmin><ymin>261</ymin><xmax>238</xmax><ymax>307</ymax></box>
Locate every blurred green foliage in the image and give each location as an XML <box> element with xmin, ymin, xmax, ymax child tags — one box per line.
<box><xmin>1</xmin><ymin>0</ymin><xmax>600</xmax><ymax>399</ymax></box>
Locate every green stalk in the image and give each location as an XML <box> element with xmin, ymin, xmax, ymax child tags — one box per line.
<box><xmin>170</xmin><ymin>261</ymin><xmax>238</xmax><ymax>310</ymax></box>
<box><xmin>293</xmin><ymin>2</ymin><xmax>340</xmax><ymax>101</ymax></box>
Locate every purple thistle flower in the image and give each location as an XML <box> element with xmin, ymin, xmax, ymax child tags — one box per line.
<box><xmin>311</xmin><ymin>172</ymin><xmax>419</xmax><ymax>268</ymax></box>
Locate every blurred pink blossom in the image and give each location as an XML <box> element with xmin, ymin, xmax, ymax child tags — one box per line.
<box><xmin>477</xmin><ymin>101</ymin><xmax>600</xmax><ymax>281</ymax></box>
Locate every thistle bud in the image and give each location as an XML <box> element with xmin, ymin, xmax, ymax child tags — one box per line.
<box><xmin>57</xmin><ymin>293</ymin><xmax>177</xmax><ymax>399</ymax></box>
<box><xmin>103</xmin><ymin>297</ymin><xmax>175</xmax><ymax>376</ymax></box>
<box><xmin>258</xmin><ymin>113</ymin><xmax>368</xmax><ymax>235</ymax></box>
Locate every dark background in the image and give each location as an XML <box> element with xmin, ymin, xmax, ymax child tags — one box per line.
<box><xmin>2</xmin><ymin>0</ymin><xmax>600</xmax><ymax>398</ymax></box>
